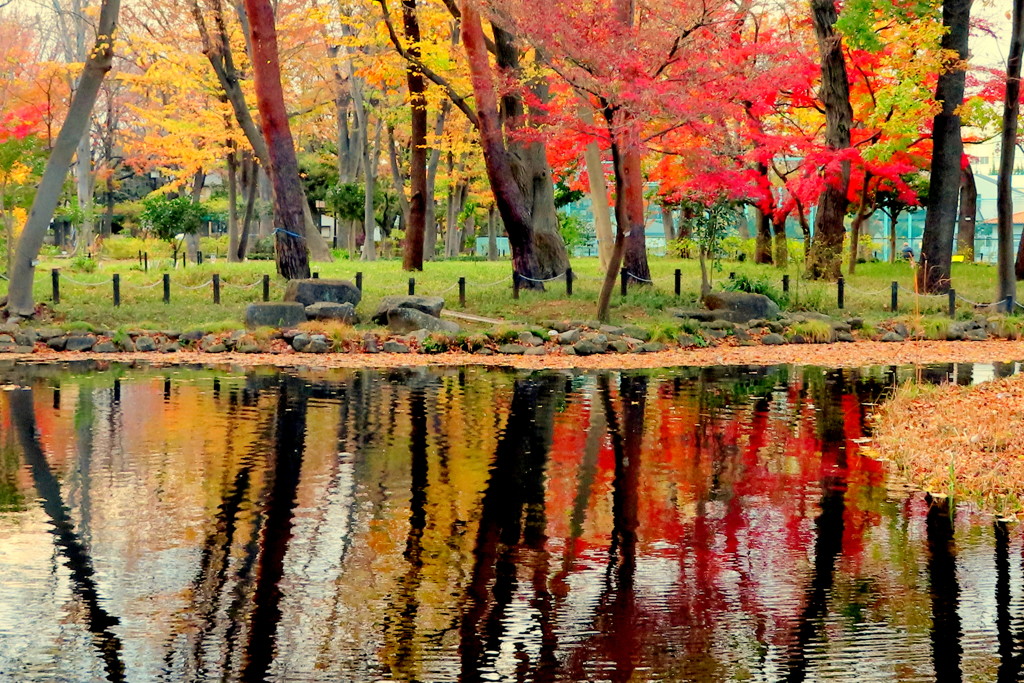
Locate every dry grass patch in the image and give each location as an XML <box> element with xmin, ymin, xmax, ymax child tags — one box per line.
<box><xmin>871</xmin><ymin>375</ymin><xmax>1024</xmax><ymax>516</ymax></box>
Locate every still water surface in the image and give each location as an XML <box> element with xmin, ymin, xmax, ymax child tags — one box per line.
<box><xmin>0</xmin><ymin>361</ymin><xmax>1023</xmax><ymax>682</ymax></box>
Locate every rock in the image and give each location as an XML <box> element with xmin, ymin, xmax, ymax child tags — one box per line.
<box><xmin>703</xmin><ymin>291</ymin><xmax>781</xmax><ymax>322</ymax></box>
<box><xmin>306</xmin><ymin>335</ymin><xmax>330</xmax><ymax>353</ymax></box>
<box><xmin>622</xmin><ymin>325</ymin><xmax>651</xmax><ymax>341</ymax></box>
<box><xmin>599</xmin><ymin>324</ymin><xmax>625</xmax><ymax>335</ymax></box>
<box><xmin>199</xmin><ymin>335</ymin><xmax>221</xmax><ymax>352</ymax></box>
<box><xmin>639</xmin><ymin>341</ymin><xmax>666</xmax><ymax>353</ymax></box>
<box><xmin>475</xmin><ymin>347</ymin><xmax>495</xmax><ymax>355</ymax></box>
<box><xmin>561</xmin><ymin>346</ymin><xmax>577</xmax><ymax>355</ymax></box>
<box><xmin>36</xmin><ymin>328</ymin><xmax>63</xmax><ymax>341</ymax></box>
<box><xmin>881</xmin><ymin>331</ymin><xmax>904</xmax><ymax>342</ymax></box>
<box><xmin>181</xmin><ymin>330</ymin><xmax>205</xmax><ymax>342</ymax></box>
<box><xmin>787</xmin><ymin>334</ymin><xmax>807</xmax><ymax>344</ymax></box>
<box><xmin>734</xmin><ymin>329</ymin><xmax>752</xmax><ymax>343</ymax></box>
<box><xmin>518</xmin><ymin>331</ymin><xmax>545</xmax><ymax>347</ymax></box>
<box><xmin>761</xmin><ymin>333</ymin><xmax>787</xmax><ymax>345</ymax></box>
<box><xmin>524</xmin><ymin>347</ymin><xmax>547</xmax><ymax>356</ymax></box>
<box><xmin>135</xmin><ymin>336</ymin><xmax>157</xmax><ymax>352</ymax></box>
<box><xmin>14</xmin><ymin>330</ymin><xmax>37</xmax><ymax>347</ymax></box>
<box><xmin>284</xmin><ymin>278</ymin><xmax>361</xmax><ymax>307</ymax></box>
<box><xmin>245</xmin><ymin>302</ymin><xmax>307</xmax><ymax>329</ymax></box>
<box><xmin>498</xmin><ymin>344</ymin><xmax>527</xmax><ymax>355</ymax></box>
<box><xmin>557</xmin><ymin>329</ymin><xmax>581</xmax><ymax>345</ymax></box>
<box><xmin>291</xmin><ymin>333</ymin><xmax>311</xmax><ymax>352</ymax></box>
<box><xmin>116</xmin><ymin>337</ymin><xmax>136</xmax><ymax>352</ymax></box>
<box><xmin>305</xmin><ymin>301</ymin><xmax>359</xmax><ymax>324</ymax></box>
<box><xmin>386</xmin><ymin>308</ymin><xmax>460</xmax><ymax>335</ymax></box>
<box><xmin>0</xmin><ymin>335</ymin><xmax>13</xmax><ymax>345</ymax></box>
<box><xmin>677</xmin><ymin>334</ymin><xmax>698</xmax><ymax>347</ymax></box>
<box><xmin>893</xmin><ymin>323</ymin><xmax>910</xmax><ymax>338</ymax></box>
<box><xmin>13</xmin><ymin>346</ymin><xmax>32</xmax><ymax>354</ymax></box>
<box><xmin>573</xmin><ymin>339</ymin><xmax>607</xmax><ymax>355</ymax></box>
<box><xmin>159</xmin><ymin>342</ymin><xmax>181</xmax><ymax>353</ymax></box>
<box><xmin>46</xmin><ymin>336</ymin><xmax>67</xmax><ymax>351</ymax></box>
<box><xmin>235</xmin><ymin>335</ymin><xmax>260</xmax><ymax>353</ymax></box>
<box><xmin>65</xmin><ymin>335</ymin><xmax>95</xmax><ymax>352</ymax></box>
<box><xmin>94</xmin><ymin>341</ymin><xmax>118</xmax><ymax>353</ymax></box>
<box><xmin>161</xmin><ymin>330</ymin><xmax>181</xmax><ymax>339</ymax></box>
<box><xmin>705</xmin><ymin>329</ymin><xmax>729</xmax><ymax>339</ymax></box>
<box><xmin>406</xmin><ymin>329</ymin><xmax>430</xmax><ymax>344</ymax></box>
<box><xmin>831</xmin><ymin>322</ymin><xmax>852</xmax><ymax>333</ymax></box>
<box><xmin>548</xmin><ymin>320</ymin><xmax>573</xmax><ymax>333</ymax></box>
<box><xmin>382</xmin><ymin>341</ymin><xmax>410</xmax><ymax>353</ymax></box>
<box><xmin>371</xmin><ymin>295</ymin><xmax>444</xmax><ymax>324</ymax></box>
<box><xmin>667</xmin><ymin>308</ymin><xmax>718</xmax><ymax>322</ymax></box>
<box><xmin>965</xmin><ymin>328</ymin><xmax>988</xmax><ymax>341</ymax></box>
<box><xmin>205</xmin><ymin>343</ymin><xmax>227</xmax><ymax>353</ymax></box>
<box><xmin>765</xmin><ymin>321</ymin><xmax>784</xmax><ymax>334</ymax></box>
<box><xmin>835</xmin><ymin>331</ymin><xmax>856</xmax><ymax>343</ymax></box>
<box><xmin>704</xmin><ymin>320</ymin><xmax>736</xmax><ymax>331</ymax></box>
<box><xmin>609</xmin><ymin>340</ymin><xmax>630</xmax><ymax>353</ymax></box>
<box><xmin>846</xmin><ymin>317</ymin><xmax>864</xmax><ymax>330</ymax></box>
<box><xmin>363</xmin><ymin>334</ymin><xmax>380</xmax><ymax>353</ymax></box>
<box><xmin>237</xmin><ymin>343</ymin><xmax>261</xmax><ymax>354</ymax></box>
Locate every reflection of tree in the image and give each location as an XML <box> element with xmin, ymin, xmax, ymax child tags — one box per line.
<box><xmin>927</xmin><ymin>495</ymin><xmax>962</xmax><ymax>682</ymax></box>
<box><xmin>458</xmin><ymin>375</ymin><xmax>564</xmax><ymax>681</ymax></box>
<box><xmin>9</xmin><ymin>387</ymin><xmax>126</xmax><ymax>682</ymax></box>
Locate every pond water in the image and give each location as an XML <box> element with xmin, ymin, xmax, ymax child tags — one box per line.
<box><xmin>1</xmin><ymin>360</ymin><xmax>1023</xmax><ymax>682</ymax></box>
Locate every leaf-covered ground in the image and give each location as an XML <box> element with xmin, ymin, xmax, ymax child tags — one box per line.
<box><xmin>871</xmin><ymin>372</ymin><xmax>1024</xmax><ymax>517</ymax></box>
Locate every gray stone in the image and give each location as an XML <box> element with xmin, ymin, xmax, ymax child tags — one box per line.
<box><xmin>284</xmin><ymin>278</ymin><xmax>361</xmax><ymax>307</ymax></box>
<box><xmin>573</xmin><ymin>340</ymin><xmax>607</xmax><ymax>355</ymax></box>
<box><xmin>14</xmin><ymin>330</ymin><xmax>37</xmax><ymax>347</ymax></box>
<box><xmin>836</xmin><ymin>331</ymin><xmax>856</xmax><ymax>343</ymax></box>
<box><xmin>46</xmin><ymin>336</ymin><xmax>67</xmax><ymax>351</ymax></box>
<box><xmin>65</xmin><ymin>335</ymin><xmax>95</xmax><ymax>352</ymax></box>
<box><xmin>524</xmin><ymin>347</ymin><xmax>547</xmax><ymax>356</ymax></box>
<box><xmin>639</xmin><ymin>341</ymin><xmax>666</xmax><ymax>353</ymax></box>
<box><xmin>135</xmin><ymin>336</ymin><xmax>157</xmax><ymax>352</ymax></box>
<box><xmin>0</xmin><ymin>335</ymin><xmax>13</xmax><ymax>344</ymax></box>
<box><xmin>518</xmin><ymin>332</ymin><xmax>545</xmax><ymax>347</ymax></box>
<box><xmin>667</xmin><ymin>308</ymin><xmax>718</xmax><ymax>322</ymax></box>
<box><xmin>703</xmin><ymin>291</ymin><xmax>781</xmax><ymax>322</ymax></box>
<box><xmin>371</xmin><ymin>295</ymin><xmax>444</xmax><ymax>324</ymax></box>
<box><xmin>498</xmin><ymin>344</ymin><xmax>527</xmax><ymax>355</ymax></box>
<box><xmin>237</xmin><ymin>344</ymin><xmax>261</xmax><ymax>354</ymax></box>
<box><xmin>36</xmin><ymin>327</ymin><xmax>63</xmax><ymax>341</ymax></box>
<box><xmin>609</xmin><ymin>340</ymin><xmax>630</xmax><ymax>353</ymax></box>
<box><xmin>557</xmin><ymin>329</ymin><xmax>581</xmax><ymax>345</ymax></box>
<box><xmin>599</xmin><ymin>325</ymin><xmax>625</xmax><ymax>335</ymax></box>
<box><xmin>305</xmin><ymin>301</ymin><xmax>359</xmax><ymax>324</ymax></box>
<box><xmin>116</xmin><ymin>337</ymin><xmax>136</xmax><ymax>352</ymax></box>
<box><xmin>766</xmin><ymin>321</ymin><xmax>784</xmax><ymax>334</ymax></box>
<box><xmin>475</xmin><ymin>347</ymin><xmax>495</xmax><ymax>355</ymax></box>
<box><xmin>881</xmin><ymin>331</ymin><xmax>904</xmax><ymax>342</ymax></box>
<box><xmin>199</xmin><ymin>335</ymin><xmax>220</xmax><ymax>351</ymax></box>
<box><xmin>246</xmin><ymin>302</ymin><xmax>307</xmax><ymax>329</ymax></box>
<box><xmin>583</xmin><ymin>333</ymin><xmax>608</xmax><ymax>345</ymax></box>
<box><xmin>206</xmin><ymin>344</ymin><xmax>227</xmax><ymax>353</ymax></box>
<box><xmin>382</xmin><ymin>341</ymin><xmax>410</xmax><ymax>353</ymax></box>
<box><xmin>94</xmin><ymin>341</ymin><xmax>118</xmax><ymax>353</ymax></box>
<box><xmin>548</xmin><ymin>320</ymin><xmax>573</xmax><ymax>333</ymax></box>
<box><xmin>761</xmin><ymin>333</ymin><xmax>787</xmax><ymax>345</ymax></box>
<box><xmin>235</xmin><ymin>335</ymin><xmax>260</xmax><ymax>353</ymax></box>
<box><xmin>677</xmin><ymin>334</ymin><xmax>698</xmax><ymax>347</ymax></box>
<box><xmin>363</xmin><ymin>334</ymin><xmax>380</xmax><ymax>353</ymax></box>
<box><xmin>561</xmin><ymin>346</ymin><xmax>577</xmax><ymax>355</ymax></box>
<box><xmin>306</xmin><ymin>335</ymin><xmax>330</xmax><ymax>353</ymax></box>
<box><xmin>846</xmin><ymin>317</ymin><xmax>864</xmax><ymax>330</ymax></box>
<box><xmin>181</xmin><ymin>330</ymin><xmax>205</xmax><ymax>342</ymax></box>
<box><xmin>291</xmin><ymin>333</ymin><xmax>311</xmax><ymax>352</ymax></box>
<box><xmin>161</xmin><ymin>330</ymin><xmax>181</xmax><ymax>339</ymax></box>
<box><xmin>704</xmin><ymin>320</ymin><xmax>736</xmax><ymax>331</ymax></box>
<box><xmin>705</xmin><ymin>329</ymin><xmax>729</xmax><ymax>339</ymax></box>
<box><xmin>966</xmin><ymin>328</ymin><xmax>988</xmax><ymax>341</ymax></box>
<box><xmin>406</xmin><ymin>329</ymin><xmax>430</xmax><ymax>344</ymax></box>
<box><xmin>787</xmin><ymin>334</ymin><xmax>807</xmax><ymax>344</ymax></box>
<box><xmin>159</xmin><ymin>342</ymin><xmax>181</xmax><ymax>353</ymax></box>
<box><xmin>386</xmin><ymin>307</ymin><xmax>460</xmax><ymax>335</ymax></box>
<box><xmin>893</xmin><ymin>323</ymin><xmax>910</xmax><ymax>338</ymax></box>
<box><xmin>13</xmin><ymin>346</ymin><xmax>32</xmax><ymax>354</ymax></box>
<box><xmin>734</xmin><ymin>329</ymin><xmax>752</xmax><ymax>343</ymax></box>
<box><xmin>831</xmin><ymin>322</ymin><xmax>852</xmax><ymax>333</ymax></box>
<box><xmin>622</xmin><ymin>325</ymin><xmax>651</xmax><ymax>341</ymax></box>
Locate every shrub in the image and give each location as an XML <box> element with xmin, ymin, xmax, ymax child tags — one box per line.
<box><xmin>723</xmin><ymin>273</ymin><xmax>786</xmax><ymax>307</ymax></box>
<box><xmin>68</xmin><ymin>255</ymin><xmax>97</xmax><ymax>272</ymax></box>
<box><xmin>789</xmin><ymin>319</ymin><xmax>833</xmax><ymax>343</ymax></box>
<box><xmin>100</xmin><ymin>236</ymin><xmax>173</xmax><ymax>260</ymax></box>
<box><xmin>923</xmin><ymin>318</ymin><xmax>952</xmax><ymax>341</ymax></box>
<box><xmin>248</xmin><ymin>236</ymin><xmax>275</xmax><ymax>260</ymax></box>
<box><xmin>199</xmin><ymin>236</ymin><xmax>229</xmax><ymax>258</ymax></box>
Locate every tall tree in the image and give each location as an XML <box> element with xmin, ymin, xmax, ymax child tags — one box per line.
<box><xmin>918</xmin><ymin>0</ymin><xmax>973</xmax><ymax>293</ymax></box>
<box><xmin>957</xmin><ymin>163</ymin><xmax>976</xmax><ymax>262</ymax></box>
<box><xmin>6</xmin><ymin>0</ymin><xmax>121</xmax><ymax>316</ymax></box>
<box><xmin>241</xmin><ymin>0</ymin><xmax>310</xmax><ymax>279</ymax></box>
<box><xmin>1003</xmin><ymin>0</ymin><xmax>1024</xmax><ymax>292</ymax></box>
<box><xmin>395</xmin><ymin>0</ymin><xmax>428</xmax><ymax>271</ymax></box>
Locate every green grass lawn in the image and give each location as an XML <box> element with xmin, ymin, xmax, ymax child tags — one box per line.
<box><xmin>3</xmin><ymin>253</ymin><xmax>1016</xmax><ymax>332</ymax></box>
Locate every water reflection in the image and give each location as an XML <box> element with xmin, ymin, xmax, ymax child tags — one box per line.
<box><xmin>0</xmin><ymin>361</ymin><xmax>1022</xmax><ymax>681</ymax></box>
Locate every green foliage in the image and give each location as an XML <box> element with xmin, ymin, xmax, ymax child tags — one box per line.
<box><xmin>553</xmin><ymin>180</ymin><xmax>585</xmax><ymax>208</ymax></box>
<box><xmin>249</xmin><ymin>236</ymin><xmax>276</xmax><ymax>260</ymax></box>
<box><xmin>421</xmin><ymin>333</ymin><xmax>455</xmax><ymax>354</ymax></box>
<box><xmin>140</xmin><ymin>195</ymin><xmax>206</xmax><ymax>242</ymax></box>
<box><xmin>647</xmin><ymin>321</ymin><xmax>680</xmax><ymax>343</ymax></box>
<box><xmin>68</xmin><ymin>255</ymin><xmax>97</xmax><ymax>272</ymax></box>
<box><xmin>789</xmin><ymin>319</ymin><xmax>833</xmax><ymax>343</ymax></box>
<box><xmin>723</xmin><ymin>273</ymin><xmax>786</xmax><ymax>306</ymax></box>
<box><xmin>666</xmin><ymin>237</ymin><xmax>696</xmax><ymax>258</ymax></box>
<box><xmin>64</xmin><ymin>320</ymin><xmax>95</xmax><ymax>332</ymax></box>
<box><xmin>922</xmin><ymin>317</ymin><xmax>951</xmax><ymax>340</ymax></box>
<box><xmin>100</xmin><ymin>236</ymin><xmax>173</xmax><ymax>260</ymax></box>
<box><xmin>199</xmin><ymin>236</ymin><xmax>229</xmax><ymax>257</ymax></box>
<box><xmin>558</xmin><ymin>211</ymin><xmax>591</xmax><ymax>250</ymax></box>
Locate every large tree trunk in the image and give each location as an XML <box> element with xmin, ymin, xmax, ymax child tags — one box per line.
<box><xmin>487</xmin><ymin>204</ymin><xmax>498</xmax><ymax>260</ymax></box>
<box><xmin>848</xmin><ymin>175</ymin><xmax>872</xmax><ymax>275</ymax></box>
<box><xmin>918</xmin><ymin>0</ymin><xmax>973</xmax><ymax>293</ymax></box>
<box><xmin>660</xmin><ymin>203</ymin><xmax>676</xmax><ymax>242</ymax></box>
<box><xmin>755</xmin><ymin>207</ymin><xmax>773</xmax><ymax>264</ymax></box>
<box><xmin>243</xmin><ymin>0</ymin><xmax>310</xmax><ymax>279</ymax></box>
<box><xmin>807</xmin><ymin>0</ymin><xmax>854</xmax><ymax>280</ymax></box>
<box><xmin>185</xmin><ymin>170</ymin><xmax>204</xmax><ymax>263</ymax></box>
<box><xmin>362</xmin><ymin>122</ymin><xmax>380</xmax><ymax>261</ymax></box>
<box><xmin>7</xmin><ymin>0</ymin><xmax>121</xmax><ymax>316</ymax></box>
<box><xmin>581</xmin><ymin>105</ymin><xmax>614</xmax><ymax>268</ymax></box>
<box><xmin>238</xmin><ymin>156</ymin><xmax>257</xmax><ymax>260</ymax></box>
<box><xmin>227</xmin><ymin>149</ymin><xmax>241</xmax><ymax>262</ymax></box>
<box><xmin>1005</xmin><ymin>0</ymin><xmax>1024</xmax><ymax>294</ymax></box>
<box><xmin>772</xmin><ymin>214</ymin><xmax>789</xmax><ymax>267</ymax></box>
<box><xmin>424</xmin><ymin>101</ymin><xmax>448</xmax><ymax>261</ymax></box>
<box><xmin>400</xmin><ymin>0</ymin><xmax>428</xmax><ymax>271</ymax></box>
<box><xmin>75</xmin><ymin>130</ymin><xmax>94</xmax><ymax>256</ymax></box>
<box><xmin>957</xmin><ymin>163</ymin><xmax>977</xmax><ymax>262</ymax></box>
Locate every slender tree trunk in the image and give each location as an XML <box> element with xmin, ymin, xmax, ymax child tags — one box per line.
<box><xmin>75</xmin><ymin>131</ymin><xmax>94</xmax><ymax>255</ymax></box>
<box><xmin>400</xmin><ymin>0</ymin><xmax>428</xmax><ymax>271</ymax></box>
<box><xmin>918</xmin><ymin>0</ymin><xmax>973</xmax><ymax>293</ymax></box>
<box><xmin>848</xmin><ymin>176</ymin><xmax>872</xmax><ymax>275</ymax></box>
<box><xmin>487</xmin><ymin>204</ymin><xmax>498</xmax><ymax>260</ymax></box>
<box><xmin>7</xmin><ymin>0</ymin><xmax>121</xmax><ymax>316</ymax></box>
<box><xmin>424</xmin><ymin>101</ymin><xmax>448</xmax><ymax>261</ymax></box>
<box><xmin>1004</xmin><ymin>0</ymin><xmax>1024</xmax><ymax>293</ymax></box>
<box><xmin>238</xmin><ymin>159</ymin><xmax>257</xmax><ymax>260</ymax></box>
<box><xmin>243</xmin><ymin>0</ymin><xmax>310</xmax><ymax>279</ymax></box>
<box><xmin>808</xmin><ymin>0</ymin><xmax>854</xmax><ymax>280</ymax></box>
<box><xmin>581</xmin><ymin>105</ymin><xmax>614</xmax><ymax>268</ymax></box>
<box><xmin>957</xmin><ymin>163</ymin><xmax>977</xmax><ymax>262</ymax></box>
<box><xmin>185</xmin><ymin>170</ymin><xmax>204</xmax><ymax>263</ymax></box>
<box><xmin>755</xmin><ymin>206</ymin><xmax>773</xmax><ymax>264</ymax></box>
<box><xmin>772</xmin><ymin>214</ymin><xmax>788</xmax><ymax>267</ymax></box>
<box><xmin>362</xmin><ymin>121</ymin><xmax>380</xmax><ymax>261</ymax></box>
<box><xmin>660</xmin><ymin>203</ymin><xmax>676</xmax><ymax>242</ymax></box>
<box><xmin>227</xmin><ymin>150</ymin><xmax>240</xmax><ymax>262</ymax></box>
<box><xmin>257</xmin><ymin>167</ymin><xmax>272</xmax><ymax>238</ymax></box>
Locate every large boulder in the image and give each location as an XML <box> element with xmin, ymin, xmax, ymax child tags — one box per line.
<box><xmin>245</xmin><ymin>302</ymin><xmax>307</xmax><ymax>329</ymax></box>
<box><xmin>305</xmin><ymin>301</ymin><xmax>359</xmax><ymax>324</ymax></box>
<box><xmin>702</xmin><ymin>292</ymin><xmax>781</xmax><ymax>322</ymax></box>
<box><xmin>284</xmin><ymin>278</ymin><xmax>361</xmax><ymax>307</ymax></box>
<box><xmin>386</xmin><ymin>307</ymin><xmax>460</xmax><ymax>335</ymax></box>
<box><xmin>372</xmin><ymin>295</ymin><xmax>445</xmax><ymax>325</ymax></box>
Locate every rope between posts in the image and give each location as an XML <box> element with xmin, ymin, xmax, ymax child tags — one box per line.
<box><xmin>220</xmin><ymin>278</ymin><xmax>264</xmax><ymax>289</ymax></box>
<box><xmin>956</xmin><ymin>293</ymin><xmax>1012</xmax><ymax>308</ymax></box>
<box><xmin>136</xmin><ymin>279</ymin><xmax>164</xmax><ymax>289</ymax></box>
<box><xmin>177</xmin><ymin>279</ymin><xmax>214</xmax><ymax>291</ymax></box>
<box><xmin>897</xmin><ymin>284</ymin><xmax>946</xmax><ymax>299</ymax></box>
<box><xmin>844</xmin><ymin>284</ymin><xmax>892</xmax><ymax>296</ymax></box>
<box><xmin>624</xmin><ymin>270</ymin><xmax>655</xmax><ymax>284</ymax></box>
<box><xmin>437</xmin><ymin>281</ymin><xmax>460</xmax><ymax>295</ymax></box>
<box><xmin>59</xmin><ymin>275</ymin><xmax>113</xmax><ymax>287</ymax></box>
<box><xmin>468</xmin><ymin>277</ymin><xmax>510</xmax><ymax>289</ymax></box>
<box><xmin>517</xmin><ymin>271</ymin><xmax>567</xmax><ymax>283</ymax></box>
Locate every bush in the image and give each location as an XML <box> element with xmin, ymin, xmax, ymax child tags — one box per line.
<box><xmin>100</xmin><ymin>236</ymin><xmax>172</xmax><ymax>260</ymax></box>
<box><xmin>139</xmin><ymin>195</ymin><xmax>207</xmax><ymax>242</ymax></box>
<box><xmin>789</xmin><ymin>319</ymin><xmax>833</xmax><ymax>343</ymax></box>
<box><xmin>199</xmin><ymin>236</ymin><xmax>229</xmax><ymax>258</ymax></box>
<box><xmin>723</xmin><ymin>273</ymin><xmax>786</xmax><ymax>306</ymax></box>
<box><xmin>249</xmin><ymin>236</ymin><xmax>275</xmax><ymax>260</ymax></box>
<box><xmin>68</xmin><ymin>255</ymin><xmax>97</xmax><ymax>272</ymax></box>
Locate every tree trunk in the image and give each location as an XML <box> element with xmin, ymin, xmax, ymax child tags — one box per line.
<box><xmin>848</xmin><ymin>175</ymin><xmax>872</xmax><ymax>275</ymax></box>
<box><xmin>808</xmin><ymin>0</ymin><xmax>854</xmax><ymax>280</ymax></box>
<box><xmin>227</xmin><ymin>150</ymin><xmax>240</xmax><ymax>262</ymax></box>
<box><xmin>185</xmin><ymin>170</ymin><xmax>204</xmax><ymax>263</ymax></box>
<box><xmin>918</xmin><ymin>0</ymin><xmax>973</xmax><ymax>294</ymax></box>
<box><xmin>487</xmin><ymin>204</ymin><xmax>498</xmax><ymax>260</ymax></box>
<box><xmin>400</xmin><ymin>0</ymin><xmax>428</xmax><ymax>271</ymax></box>
<box><xmin>755</xmin><ymin>206</ymin><xmax>773</xmax><ymax>264</ymax></box>
<box><xmin>75</xmin><ymin>130</ymin><xmax>94</xmax><ymax>256</ymax></box>
<box><xmin>1004</xmin><ymin>0</ymin><xmax>1023</xmax><ymax>298</ymax></box>
<box><xmin>257</xmin><ymin>167</ymin><xmax>272</xmax><ymax>238</ymax></box>
<box><xmin>424</xmin><ymin>101</ymin><xmax>448</xmax><ymax>261</ymax></box>
<box><xmin>957</xmin><ymin>163</ymin><xmax>977</xmax><ymax>262</ymax></box>
<box><xmin>772</xmin><ymin>214</ymin><xmax>788</xmax><ymax>267</ymax></box>
<box><xmin>243</xmin><ymin>0</ymin><xmax>310</xmax><ymax>279</ymax></box>
<box><xmin>7</xmin><ymin>0</ymin><xmax>121</xmax><ymax>316</ymax></box>
<box><xmin>238</xmin><ymin>157</ymin><xmax>257</xmax><ymax>260</ymax></box>
<box><xmin>660</xmin><ymin>203</ymin><xmax>676</xmax><ymax>242</ymax></box>
<box><xmin>888</xmin><ymin>208</ymin><xmax>902</xmax><ymax>263</ymax></box>
<box><xmin>581</xmin><ymin>105</ymin><xmax>614</xmax><ymax>268</ymax></box>
<box><xmin>362</xmin><ymin>121</ymin><xmax>380</xmax><ymax>261</ymax></box>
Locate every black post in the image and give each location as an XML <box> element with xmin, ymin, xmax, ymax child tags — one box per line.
<box><xmin>312</xmin><ymin>272</ymin><xmax>319</xmax><ymax>279</ymax></box>
<box><xmin>355</xmin><ymin>271</ymin><xmax>363</xmax><ymax>292</ymax></box>
<box><xmin>783</xmin><ymin>274</ymin><xmax>790</xmax><ymax>293</ymax></box>
<box><xmin>891</xmin><ymin>281</ymin><xmax>898</xmax><ymax>312</ymax></box>
<box><xmin>674</xmin><ymin>268</ymin><xmax>681</xmax><ymax>296</ymax></box>
<box><xmin>143</xmin><ymin>252</ymin><xmax>148</xmax><ymax>272</ymax></box>
<box><xmin>948</xmin><ymin>289</ymin><xmax>956</xmax><ymax>319</ymax></box>
<box><xmin>458</xmin><ymin>277</ymin><xmax>466</xmax><ymax>307</ymax></box>
<box><xmin>566</xmin><ymin>267</ymin><xmax>574</xmax><ymax>297</ymax></box>
<box><xmin>729</xmin><ymin>271</ymin><xmax>736</xmax><ymax>280</ymax></box>
<box><xmin>112</xmin><ymin>274</ymin><xmax>120</xmax><ymax>307</ymax></box>
<box><xmin>513</xmin><ymin>272</ymin><xmax>520</xmax><ymax>300</ymax></box>
<box><xmin>197</xmin><ymin>251</ymin><xmax>203</xmax><ymax>265</ymax></box>
<box><xmin>262</xmin><ymin>274</ymin><xmax>270</xmax><ymax>302</ymax></box>
<box><xmin>213</xmin><ymin>273</ymin><xmax>221</xmax><ymax>304</ymax></box>
<box><xmin>837</xmin><ymin>277</ymin><xmax>845</xmax><ymax>309</ymax></box>
<box><xmin>620</xmin><ymin>268</ymin><xmax>628</xmax><ymax>297</ymax></box>
<box><xmin>51</xmin><ymin>269</ymin><xmax>59</xmax><ymax>304</ymax></box>
<box><xmin>408</xmin><ymin>277</ymin><xmax>415</xmax><ymax>295</ymax></box>
<box><xmin>163</xmin><ymin>273</ymin><xmax>171</xmax><ymax>304</ymax></box>
<box><xmin>138</xmin><ymin>249</ymin><xmax>142</xmax><ymax>266</ymax></box>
